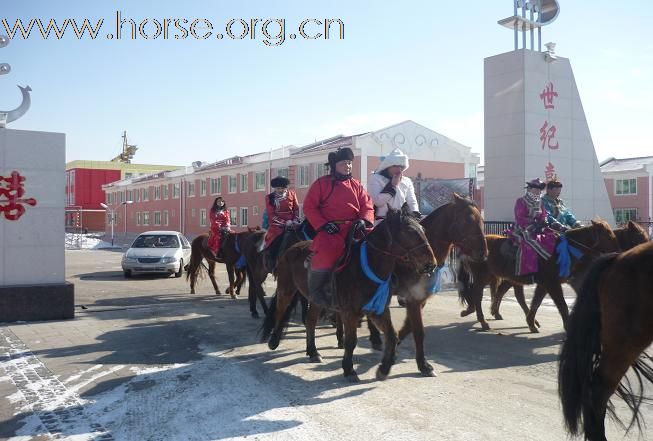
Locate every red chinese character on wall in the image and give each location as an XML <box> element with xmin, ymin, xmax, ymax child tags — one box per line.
<box><xmin>0</xmin><ymin>171</ymin><xmax>38</xmax><ymax>221</ymax></box>
<box><xmin>540</xmin><ymin>121</ymin><xmax>559</xmax><ymax>150</ymax></box>
<box><xmin>540</xmin><ymin>82</ymin><xmax>558</xmax><ymax>110</ymax></box>
<box><xmin>544</xmin><ymin>162</ymin><xmax>556</xmax><ymax>181</ymax></box>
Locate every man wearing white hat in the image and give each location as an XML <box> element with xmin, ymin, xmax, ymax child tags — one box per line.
<box><xmin>368</xmin><ymin>148</ymin><xmax>421</xmax><ymax>225</ymax></box>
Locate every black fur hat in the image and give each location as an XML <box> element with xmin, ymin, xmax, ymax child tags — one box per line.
<box><xmin>270</xmin><ymin>176</ymin><xmax>289</xmax><ymax>188</ymax></box>
<box><xmin>328</xmin><ymin>147</ymin><xmax>354</xmax><ymax>168</ymax></box>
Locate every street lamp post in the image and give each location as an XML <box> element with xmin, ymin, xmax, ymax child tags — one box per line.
<box><xmin>100</xmin><ymin>201</ymin><xmax>133</xmax><ymax>247</ymax></box>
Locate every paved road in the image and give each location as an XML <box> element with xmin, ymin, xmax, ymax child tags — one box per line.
<box><xmin>0</xmin><ymin>249</ymin><xmax>651</xmax><ymax>440</ymax></box>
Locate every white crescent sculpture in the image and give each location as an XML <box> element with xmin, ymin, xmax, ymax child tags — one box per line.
<box><xmin>0</xmin><ymin>85</ymin><xmax>32</xmax><ymax>128</ymax></box>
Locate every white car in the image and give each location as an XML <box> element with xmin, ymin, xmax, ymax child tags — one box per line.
<box><xmin>121</xmin><ymin>231</ymin><xmax>192</xmax><ymax>278</ymax></box>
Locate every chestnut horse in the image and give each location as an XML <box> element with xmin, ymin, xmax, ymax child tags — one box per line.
<box><xmin>260</xmin><ymin>208</ymin><xmax>436</xmax><ymax>382</ymax></box>
<box><xmin>185</xmin><ymin>230</ymin><xmax>252</xmax><ymax>297</ymax></box>
<box><xmin>488</xmin><ymin>220</ymin><xmax>649</xmax><ymax>329</ymax></box>
<box><xmin>361</xmin><ymin>194</ymin><xmax>488</xmax><ymax>376</ymax></box>
<box><xmin>559</xmin><ymin>240</ymin><xmax>653</xmax><ymax>441</ymax></box>
<box><xmin>458</xmin><ymin>220</ymin><xmax>620</xmax><ymax>332</ymax></box>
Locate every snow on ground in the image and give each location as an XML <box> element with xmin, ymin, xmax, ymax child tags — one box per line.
<box><xmin>65</xmin><ymin>233</ymin><xmax>114</xmax><ymax>250</ymax></box>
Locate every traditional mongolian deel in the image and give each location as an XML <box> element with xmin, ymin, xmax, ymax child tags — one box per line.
<box><xmin>208</xmin><ymin>207</ymin><xmax>230</xmax><ymax>256</ymax></box>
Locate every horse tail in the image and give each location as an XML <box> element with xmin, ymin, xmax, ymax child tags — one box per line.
<box><xmin>456</xmin><ymin>257</ymin><xmax>472</xmax><ymax>307</ymax></box>
<box><xmin>259</xmin><ymin>293</ymin><xmax>278</xmax><ymax>342</ymax></box>
<box><xmin>258</xmin><ymin>291</ymin><xmax>298</xmax><ymax>346</ymax></box>
<box><xmin>185</xmin><ymin>236</ymin><xmax>205</xmax><ymax>284</ymax></box>
<box><xmin>558</xmin><ymin>253</ymin><xmax>618</xmax><ymax>437</ymax></box>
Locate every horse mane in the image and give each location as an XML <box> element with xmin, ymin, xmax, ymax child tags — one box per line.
<box><xmin>421</xmin><ymin>193</ymin><xmax>478</xmax><ymax>226</ymax></box>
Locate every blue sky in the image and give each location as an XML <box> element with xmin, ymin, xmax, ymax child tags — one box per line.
<box><xmin>2</xmin><ymin>1</ymin><xmax>651</xmax><ymax>166</ymax></box>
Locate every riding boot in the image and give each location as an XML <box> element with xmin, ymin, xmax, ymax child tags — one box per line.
<box><xmin>308</xmin><ymin>269</ymin><xmax>335</xmax><ymax>309</ymax></box>
<box><xmin>265</xmin><ymin>250</ymin><xmax>277</xmax><ymax>273</ymax></box>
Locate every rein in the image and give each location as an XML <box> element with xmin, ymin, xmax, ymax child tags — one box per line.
<box><xmin>365</xmin><ymin>237</ymin><xmax>429</xmax><ymax>263</ymax></box>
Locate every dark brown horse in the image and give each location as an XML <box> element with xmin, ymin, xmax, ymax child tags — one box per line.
<box><xmin>239</xmin><ymin>221</ymin><xmax>316</xmax><ymax>318</ymax></box>
<box><xmin>488</xmin><ymin>220</ymin><xmax>650</xmax><ymax>328</ymax></box>
<box><xmin>186</xmin><ymin>230</ymin><xmax>252</xmax><ymax>297</ymax></box>
<box><xmin>361</xmin><ymin>194</ymin><xmax>488</xmax><ymax>376</ymax></box>
<box><xmin>559</xmin><ymin>240</ymin><xmax>653</xmax><ymax>441</ymax></box>
<box><xmin>458</xmin><ymin>220</ymin><xmax>620</xmax><ymax>332</ymax></box>
<box><xmin>260</xmin><ymin>208</ymin><xmax>437</xmax><ymax>382</ymax></box>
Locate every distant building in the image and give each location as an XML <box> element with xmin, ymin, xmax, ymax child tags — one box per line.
<box><xmin>65</xmin><ymin>160</ymin><xmax>180</xmax><ymax>232</ymax></box>
<box><xmin>102</xmin><ymin>120</ymin><xmax>480</xmax><ymax>240</ymax></box>
<box><xmin>600</xmin><ymin>156</ymin><xmax>653</xmax><ymax>224</ymax></box>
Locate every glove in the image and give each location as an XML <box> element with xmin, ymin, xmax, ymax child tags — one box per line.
<box><xmin>352</xmin><ymin>219</ymin><xmax>367</xmax><ymax>232</ymax></box>
<box><xmin>411</xmin><ymin>211</ymin><xmax>422</xmax><ymax>219</ymax></box>
<box><xmin>573</xmin><ymin>221</ymin><xmax>582</xmax><ymax>228</ymax></box>
<box><xmin>323</xmin><ymin>222</ymin><xmax>340</xmax><ymax>234</ymax></box>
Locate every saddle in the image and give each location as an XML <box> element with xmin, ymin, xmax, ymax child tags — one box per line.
<box><xmin>500</xmin><ymin>239</ymin><xmax>519</xmax><ymax>261</ymax></box>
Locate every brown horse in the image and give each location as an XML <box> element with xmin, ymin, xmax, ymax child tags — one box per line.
<box><xmin>488</xmin><ymin>220</ymin><xmax>650</xmax><ymax>328</ymax></box>
<box><xmin>458</xmin><ymin>220</ymin><xmax>620</xmax><ymax>332</ymax></box>
<box><xmin>361</xmin><ymin>194</ymin><xmax>488</xmax><ymax>376</ymax></box>
<box><xmin>559</xmin><ymin>240</ymin><xmax>653</xmax><ymax>441</ymax></box>
<box><xmin>185</xmin><ymin>230</ymin><xmax>252</xmax><ymax>297</ymax></box>
<box><xmin>260</xmin><ymin>208</ymin><xmax>437</xmax><ymax>382</ymax></box>
<box><xmin>239</xmin><ymin>221</ymin><xmax>316</xmax><ymax>318</ymax></box>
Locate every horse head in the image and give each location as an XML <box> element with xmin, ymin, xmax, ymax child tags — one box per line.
<box><xmin>371</xmin><ymin>207</ymin><xmax>436</xmax><ymax>275</ymax></box>
<box><xmin>421</xmin><ymin>193</ymin><xmax>488</xmax><ymax>262</ymax></box>
<box><xmin>617</xmin><ymin>220</ymin><xmax>650</xmax><ymax>251</ymax></box>
<box><xmin>565</xmin><ymin>219</ymin><xmax>620</xmax><ymax>255</ymax></box>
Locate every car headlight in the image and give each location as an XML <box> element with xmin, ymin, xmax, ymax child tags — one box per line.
<box><xmin>123</xmin><ymin>257</ymin><xmax>138</xmax><ymax>263</ymax></box>
<box><xmin>161</xmin><ymin>257</ymin><xmax>178</xmax><ymax>263</ymax></box>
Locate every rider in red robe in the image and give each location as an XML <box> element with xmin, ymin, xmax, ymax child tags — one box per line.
<box><xmin>303</xmin><ymin>147</ymin><xmax>375</xmax><ymax>307</ymax></box>
<box><xmin>208</xmin><ymin>196</ymin><xmax>231</xmax><ymax>259</ymax></box>
<box><xmin>263</xmin><ymin>176</ymin><xmax>300</xmax><ymax>270</ymax></box>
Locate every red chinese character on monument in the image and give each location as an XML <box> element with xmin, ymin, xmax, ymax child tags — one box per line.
<box><xmin>540</xmin><ymin>121</ymin><xmax>559</xmax><ymax>150</ymax></box>
<box><xmin>544</xmin><ymin>162</ymin><xmax>556</xmax><ymax>181</ymax></box>
<box><xmin>540</xmin><ymin>82</ymin><xmax>558</xmax><ymax>109</ymax></box>
<box><xmin>0</xmin><ymin>171</ymin><xmax>38</xmax><ymax>221</ymax></box>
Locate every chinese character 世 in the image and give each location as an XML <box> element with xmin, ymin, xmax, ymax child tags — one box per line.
<box><xmin>540</xmin><ymin>82</ymin><xmax>558</xmax><ymax>110</ymax></box>
<box><xmin>540</xmin><ymin>121</ymin><xmax>559</xmax><ymax>150</ymax></box>
<box><xmin>0</xmin><ymin>171</ymin><xmax>37</xmax><ymax>221</ymax></box>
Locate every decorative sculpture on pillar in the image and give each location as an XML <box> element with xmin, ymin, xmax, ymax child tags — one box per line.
<box><xmin>0</xmin><ymin>34</ymin><xmax>32</xmax><ymax>128</ymax></box>
<box><xmin>498</xmin><ymin>0</ymin><xmax>560</xmax><ymax>52</ymax></box>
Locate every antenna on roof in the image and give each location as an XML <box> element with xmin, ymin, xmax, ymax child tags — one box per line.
<box><xmin>110</xmin><ymin>131</ymin><xmax>138</xmax><ymax>163</ymax></box>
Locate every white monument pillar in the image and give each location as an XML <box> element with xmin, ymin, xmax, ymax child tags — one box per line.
<box><xmin>484</xmin><ymin>2</ymin><xmax>614</xmax><ymax>224</ymax></box>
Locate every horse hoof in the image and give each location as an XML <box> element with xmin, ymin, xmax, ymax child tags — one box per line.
<box><xmin>309</xmin><ymin>355</ymin><xmax>322</xmax><ymax>363</ymax></box>
<box><xmin>190</xmin><ymin>290</ymin><xmax>195</xmax><ymax>295</ymax></box>
<box><xmin>215</xmin><ymin>291</ymin><xmax>221</xmax><ymax>296</ymax></box>
<box><xmin>419</xmin><ymin>365</ymin><xmax>437</xmax><ymax>377</ymax></box>
<box><xmin>375</xmin><ymin>366</ymin><xmax>390</xmax><ymax>381</ymax></box>
<box><xmin>230</xmin><ymin>294</ymin><xmax>237</xmax><ymax>300</ymax></box>
<box><xmin>345</xmin><ymin>372</ymin><xmax>360</xmax><ymax>383</ymax></box>
<box><xmin>371</xmin><ymin>342</ymin><xmax>383</xmax><ymax>352</ymax></box>
<box><xmin>535</xmin><ymin>320</ymin><xmax>541</xmax><ymax>328</ymax></box>
<box><xmin>493</xmin><ymin>313</ymin><xmax>503</xmax><ymax>320</ymax></box>
<box><xmin>268</xmin><ymin>338</ymin><xmax>280</xmax><ymax>350</ymax></box>
<box><xmin>337</xmin><ymin>342</ymin><xmax>344</xmax><ymax>349</ymax></box>
<box><xmin>251</xmin><ymin>311</ymin><xmax>260</xmax><ymax>319</ymax></box>
<box><xmin>480</xmin><ymin>322</ymin><xmax>491</xmax><ymax>331</ymax></box>
<box><xmin>528</xmin><ymin>325</ymin><xmax>539</xmax><ymax>334</ymax></box>
<box><xmin>460</xmin><ymin>308</ymin><xmax>474</xmax><ymax>317</ymax></box>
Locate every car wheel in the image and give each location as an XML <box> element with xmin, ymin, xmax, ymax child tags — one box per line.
<box><xmin>174</xmin><ymin>259</ymin><xmax>183</xmax><ymax>278</ymax></box>
<box><xmin>124</xmin><ymin>270</ymin><xmax>132</xmax><ymax>278</ymax></box>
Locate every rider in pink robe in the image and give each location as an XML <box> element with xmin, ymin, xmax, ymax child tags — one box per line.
<box><xmin>511</xmin><ymin>178</ymin><xmax>557</xmax><ymax>275</ymax></box>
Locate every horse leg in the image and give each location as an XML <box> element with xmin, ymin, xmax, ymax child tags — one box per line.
<box><xmin>397</xmin><ymin>313</ymin><xmax>413</xmax><ymax>346</ymax></box>
<box><xmin>207</xmin><ymin>261</ymin><xmax>221</xmax><ymax>295</ymax></box>
<box><xmin>226</xmin><ymin>264</ymin><xmax>237</xmax><ymax>299</ymax></box>
<box><xmin>472</xmin><ymin>281</ymin><xmax>490</xmax><ymax>331</ymax></box>
<box><xmin>367</xmin><ymin>315</ymin><xmax>383</xmax><ymax>351</ymax></box>
<box><xmin>266</xmin><ymin>291</ymin><xmax>294</xmax><ymax>350</ymax></box>
<box><xmin>341</xmin><ymin>313</ymin><xmax>360</xmax><ymax>382</ymax></box>
<box><xmin>526</xmin><ymin>284</ymin><xmax>547</xmax><ymax>333</ymax></box>
<box><xmin>235</xmin><ymin>268</ymin><xmax>246</xmax><ymax>295</ymax></box>
<box><xmin>368</xmin><ymin>309</ymin><xmax>398</xmax><ymax>381</ymax></box>
<box><xmin>246</xmin><ymin>268</ymin><xmax>261</xmax><ymax>318</ymax></box>
<box><xmin>406</xmin><ymin>299</ymin><xmax>436</xmax><ymax>377</ymax></box>
<box><xmin>305</xmin><ymin>303</ymin><xmax>322</xmax><ymax>363</ymax></box>
<box><xmin>547</xmin><ymin>283</ymin><xmax>569</xmax><ymax>331</ymax></box>
<box><xmin>336</xmin><ymin>313</ymin><xmax>344</xmax><ymax>349</ymax></box>
<box><xmin>490</xmin><ymin>279</ymin><xmax>511</xmax><ymax>320</ymax></box>
<box><xmin>512</xmin><ymin>284</ymin><xmax>539</xmax><ymax>328</ymax></box>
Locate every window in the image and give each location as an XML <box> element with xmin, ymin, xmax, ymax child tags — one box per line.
<box><xmin>200</xmin><ymin>209</ymin><xmax>207</xmax><ymax>227</ymax></box>
<box><xmin>119</xmin><ymin>191</ymin><xmax>125</xmax><ymax>203</ymax></box>
<box><xmin>154</xmin><ymin>186</ymin><xmax>161</xmax><ymax>200</ymax></box>
<box><xmin>187</xmin><ymin>181</ymin><xmax>195</xmax><ymax>197</ymax></box>
<box><xmin>240</xmin><ymin>207</ymin><xmax>249</xmax><ymax>227</ymax></box>
<box><xmin>142</xmin><ymin>187</ymin><xmax>149</xmax><ymax>201</ymax></box>
<box><xmin>125</xmin><ymin>172</ymin><xmax>133</xmax><ymax>179</ymax></box>
<box><xmin>136</xmin><ymin>212</ymin><xmax>141</xmax><ymax>225</ymax></box>
<box><xmin>126</xmin><ymin>190</ymin><xmax>133</xmax><ymax>202</ymax></box>
<box><xmin>211</xmin><ymin>177</ymin><xmax>221</xmax><ymax>194</ymax></box>
<box><xmin>228</xmin><ymin>176</ymin><xmax>237</xmax><ymax>193</ymax></box>
<box><xmin>299</xmin><ymin>204</ymin><xmax>304</xmax><ymax>220</ymax></box>
<box><xmin>253</xmin><ymin>205</ymin><xmax>259</xmax><ymax>216</ymax></box>
<box><xmin>315</xmin><ymin>162</ymin><xmax>327</xmax><ymax>178</ymax></box>
<box><xmin>240</xmin><ymin>173</ymin><xmax>249</xmax><ymax>192</ymax></box>
<box><xmin>154</xmin><ymin>211</ymin><xmax>161</xmax><ymax>226</ymax></box>
<box><xmin>616</xmin><ymin>178</ymin><xmax>637</xmax><ymax>195</ymax></box>
<box><xmin>200</xmin><ymin>180</ymin><xmax>207</xmax><ymax>196</ymax></box>
<box><xmin>163</xmin><ymin>184</ymin><xmax>169</xmax><ymax>199</ymax></box>
<box><xmin>173</xmin><ymin>183</ymin><xmax>180</xmax><ymax>199</ymax></box>
<box><xmin>614</xmin><ymin>208</ymin><xmax>638</xmax><ymax>224</ymax></box>
<box><xmin>191</xmin><ymin>208</ymin><xmax>196</xmax><ymax>218</ymax></box>
<box><xmin>276</xmin><ymin>168</ymin><xmax>289</xmax><ymax>178</ymax></box>
<box><xmin>298</xmin><ymin>165</ymin><xmax>309</xmax><ymax>187</ymax></box>
<box><xmin>229</xmin><ymin>208</ymin><xmax>237</xmax><ymax>225</ymax></box>
<box><xmin>134</xmin><ymin>189</ymin><xmax>140</xmax><ymax>202</ymax></box>
<box><xmin>162</xmin><ymin>210</ymin><xmax>169</xmax><ymax>226</ymax></box>
<box><xmin>142</xmin><ymin>212</ymin><xmax>150</xmax><ymax>226</ymax></box>
<box><xmin>255</xmin><ymin>172</ymin><xmax>266</xmax><ymax>191</ymax></box>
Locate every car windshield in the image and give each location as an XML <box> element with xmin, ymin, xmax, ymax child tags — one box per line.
<box><xmin>131</xmin><ymin>235</ymin><xmax>179</xmax><ymax>248</ymax></box>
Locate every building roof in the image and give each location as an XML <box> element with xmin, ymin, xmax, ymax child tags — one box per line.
<box><xmin>600</xmin><ymin>156</ymin><xmax>653</xmax><ymax>173</ymax></box>
<box><xmin>66</xmin><ymin>160</ymin><xmax>180</xmax><ymax>171</ymax></box>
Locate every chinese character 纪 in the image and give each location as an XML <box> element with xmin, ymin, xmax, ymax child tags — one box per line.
<box><xmin>540</xmin><ymin>82</ymin><xmax>558</xmax><ymax>110</ymax></box>
<box><xmin>0</xmin><ymin>170</ymin><xmax>37</xmax><ymax>221</ymax></box>
<box><xmin>540</xmin><ymin>121</ymin><xmax>559</xmax><ymax>150</ymax></box>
